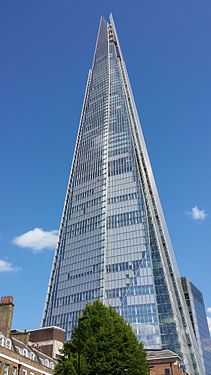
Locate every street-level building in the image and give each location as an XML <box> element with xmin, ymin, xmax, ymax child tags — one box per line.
<box><xmin>147</xmin><ymin>350</ymin><xmax>189</xmax><ymax>375</ymax></box>
<box><xmin>0</xmin><ymin>296</ymin><xmax>64</xmax><ymax>375</ymax></box>
<box><xmin>11</xmin><ymin>327</ymin><xmax>64</xmax><ymax>360</ymax></box>
<box><xmin>0</xmin><ymin>331</ymin><xmax>55</xmax><ymax>375</ymax></box>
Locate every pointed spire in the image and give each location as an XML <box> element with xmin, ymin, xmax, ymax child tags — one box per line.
<box><xmin>109</xmin><ymin>13</ymin><xmax>114</xmax><ymax>24</ymax></box>
<box><xmin>42</xmin><ymin>15</ymin><xmax>205</xmax><ymax>375</ymax></box>
<box><xmin>92</xmin><ymin>17</ymin><xmax>108</xmax><ymax>66</ymax></box>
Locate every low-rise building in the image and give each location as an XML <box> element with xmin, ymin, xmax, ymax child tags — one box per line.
<box><xmin>0</xmin><ymin>296</ymin><xmax>65</xmax><ymax>375</ymax></box>
<box><xmin>11</xmin><ymin>327</ymin><xmax>64</xmax><ymax>360</ymax></box>
<box><xmin>147</xmin><ymin>350</ymin><xmax>189</xmax><ymax>375</ymax></box>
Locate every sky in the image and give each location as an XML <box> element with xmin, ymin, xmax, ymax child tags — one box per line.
<box><xmin>0</xmin><ymin>0</ymin><xmax>211</xmax><ymax>333</ymax></box>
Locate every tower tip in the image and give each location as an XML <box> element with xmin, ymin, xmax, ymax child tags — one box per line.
<box><xmin>109</xmin><ymin>13</ymin><xmax>113</xmax><ymax>23</ymax></box>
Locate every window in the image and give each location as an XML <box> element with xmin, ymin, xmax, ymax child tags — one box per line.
<box><xmin>5</xmin><ymin>339</ymin><xmax>12</xmax><ymax>350</ymax></box>
<box><xmin>22</xmin><ymin>349</ymin><xmax>28</xmax><ymax>358</ymax></box>
<box><xmin>0</xmin><ymin>335</ymin><xmax>4</xmax><ymax>347</ymax></box>
<box><xmin>44</xmin><ymin>359</ymin><xmax>49</xmax><ymax>367</ymax></box>
<box><xmin>49</xmin><ymin>362</ymin><xmax>54</xmax><ymax>370</ymax></box>
<box><xmin>22</xmin><ymin>369</ymin><xmax>27</xmax><ymax>375</ymax></box>
<box><xmin>29</xmin><ymin>352</ymin><xmax>36</xmax><ymax>361</ymax></box>
<box><xmin>4</xmin><ymin>365</ymin><xmax>9</xmax><ymax>375</ymax></box>
<box><xmin>164</xmin><ymin>369</ymin><xmax>170</xmax><ymax>375</ymax></box>
<box><xmin>12</xmin><ymin>368</ymin><xmax>17</xmax><ymax>375</ymax></box>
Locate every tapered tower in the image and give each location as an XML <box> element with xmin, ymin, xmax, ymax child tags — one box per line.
<box><xmin>42</xmin><ymin>15</ymin><xmax>204</xmax><ymax>374</ymax></box>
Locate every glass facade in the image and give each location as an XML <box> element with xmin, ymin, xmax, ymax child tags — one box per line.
<box><xmin>181</xmin><ymin>277</ymin><xmax>211</xmax><ymax>375</ymax></box>
<box><xmin>42</xmin><ymin>15</ymin><xmax>204</xmax><ymax>375</ymax></box>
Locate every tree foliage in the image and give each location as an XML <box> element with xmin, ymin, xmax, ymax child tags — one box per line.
<box><xmin>55</xmin><ymin>300</ymin><xmax>147</xmax><ymax>375</ymax></box>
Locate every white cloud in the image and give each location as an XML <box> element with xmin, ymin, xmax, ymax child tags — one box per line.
<box><xmin>0</xmin><ymin>259</ymin><xmax>19</xmax><ymax>273</ymax></box>
<box><xmin>13</xmin><ymin>228</ymin><xmax>58</xmax><ymax>253</ymax></box>
<box><xmin>207</xmin><ymin>307</ymin><xmax>211</xmax><ymax>314</ymax></box>
<box><xmin>186</xmin><ymin>206</ymin><xmax>207</xmax><ymax>221</ymax></box>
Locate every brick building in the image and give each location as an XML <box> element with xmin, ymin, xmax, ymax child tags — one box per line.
<box><xmin>147</xmin><ymin>350</ymin><xmax>189</xmax><ymax>375</ymax></box>
<box><xmin>0</xmin><ymin>296</ymin><xmax>64</xmax><ymax>375</ymax></box>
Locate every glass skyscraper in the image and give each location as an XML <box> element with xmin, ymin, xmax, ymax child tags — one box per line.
<box><xmin>181</xmin><ymin>277</ymin><xmax>211</xmax><ymax>375</ymax></box>
<box><xmin>42</xmin><ymin>15</ymin><xmax>204</xmax><ymax>374</ymax></box>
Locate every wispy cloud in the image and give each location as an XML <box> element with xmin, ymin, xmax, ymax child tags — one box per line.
<box><xmin>0</xmin><ymin>259</ymin><xmax>19</xmax><ymax>273</ymax></box>
<box><xmin>12</xmin><ymin>228</ymin><xmax>58</xmax><ymax>253</ymax></box>
<box><xmin>207</xmin><ymin>307</ymin><xmax>211</xmax><ymax>314</ymax></box>
<box><xmin>186</xmin><ymin>206</ymin><xmax>207</xmax><ymax>221</ymax></box>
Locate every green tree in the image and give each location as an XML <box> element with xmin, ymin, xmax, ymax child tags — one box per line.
<box><xmin>55</xmin><ymin>342</ymin><xmax>77</xmax><ymax>375</ymax></box>
<box><xmin>54</xmin><ymin>300</ymin><xmax>148</xmax><ymax>375</ymax></box>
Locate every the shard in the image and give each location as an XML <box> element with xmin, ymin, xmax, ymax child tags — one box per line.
<box><xmin>42</xmin><ymin>15</ymin><xmax>204</xmax><ymax>374</ymax></box>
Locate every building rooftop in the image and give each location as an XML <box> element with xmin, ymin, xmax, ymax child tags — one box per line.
<box><xmin>146</xmin><ymin>349</ymin><xmax>181</xmax><ymax>361</ymax></box>
<box><xmin>0</xmin><ymin>332</ymin><xmax>55</xmax><ymax>370</ymax></box>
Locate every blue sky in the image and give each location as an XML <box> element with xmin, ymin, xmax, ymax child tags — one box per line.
<box><xmin>0</xmin><ymin>0</ymin><xmax>211</xmax><ymax>332</ymax></box>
